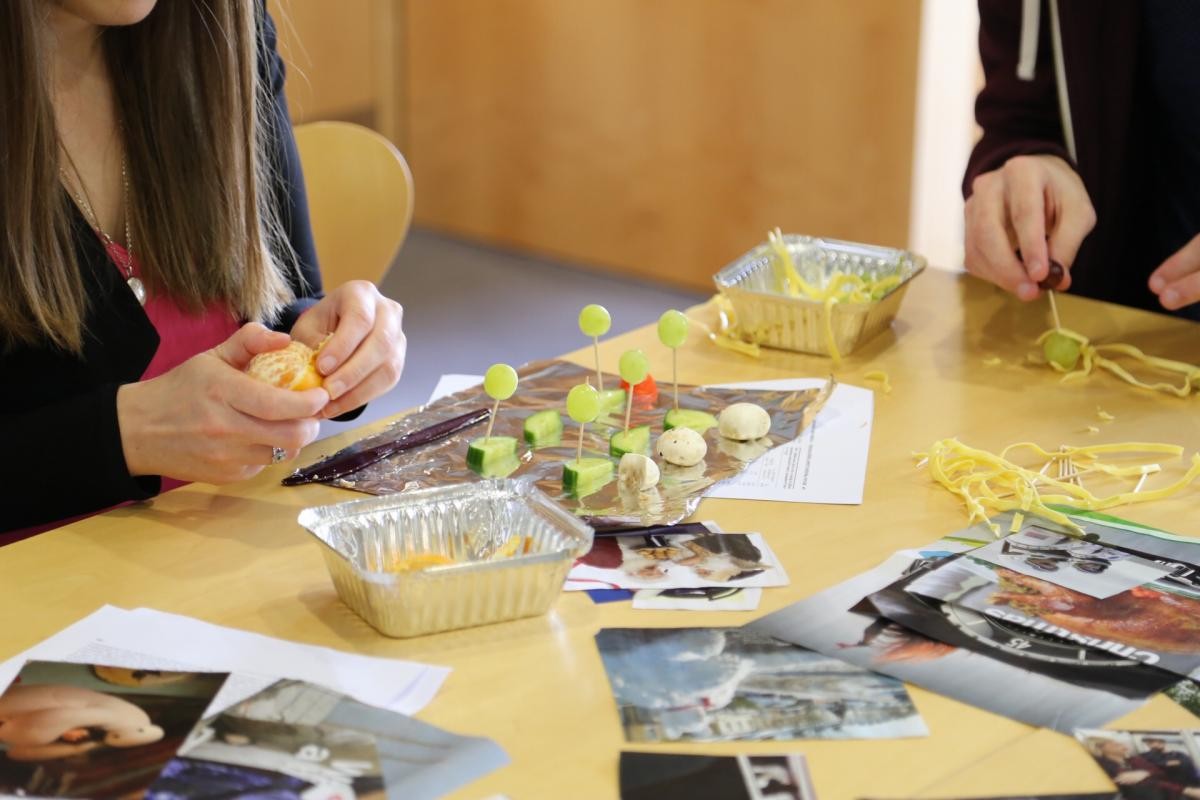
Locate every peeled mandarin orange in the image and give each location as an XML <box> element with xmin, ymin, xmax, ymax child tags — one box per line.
<box><xmin>245</xmin><ymin>340</ymin><xmax>324</xmax><ymax>391</ymax></box>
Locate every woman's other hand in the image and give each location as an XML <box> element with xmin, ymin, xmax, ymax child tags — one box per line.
<box><xmin>1149</xmin><ymin>233</ymin><xmax>1200</xmax><ymax>311</ymax></box>
<box><xmin>964</xmin><ymin>154</ymin><xmax>1096</xmax><ymax>300</ymax></box>
<box><xmin>116</xmin><ymin>324</ymin><xmax>328</xmax><ymax>483</ymax></box>
<box><xmin>290</xmin><ymin>280</ymin><xmax>407</xmax><ymax>418</ymax></box>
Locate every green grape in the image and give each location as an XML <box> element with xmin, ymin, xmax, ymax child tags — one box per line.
<box><xmin>566</xmin><ymin>383</ymin><xmax>601</xmax><ymax>423</ymax></box>
<box><xmin>618</xmin><ymin>349</ymin><xmax>649</xmax><ymax>385</ymax></box>
<box><xmin>1043</xmin><ymin>332</ymin><xmax>1082</xmax><ymax>371</ymax></box>
<box><xmin>483</xmin><ymin>363</ymin><xmax>519</xmax><ymax>400</ymax></box>
<box><xmin>657</xmin><ymin>309</ymin><xmax>688</xmax><ymax>348</ymax></box>
<box><xmin>578</xmin><ymin>304</ymin><xmax>612</xmax><ymax>338</ymax></box>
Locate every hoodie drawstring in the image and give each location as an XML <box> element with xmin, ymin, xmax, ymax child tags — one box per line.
<box><xmin>1015</xmin><ymin>0</ymin><xmax>1079</xmax><ymax>163</ymax></box>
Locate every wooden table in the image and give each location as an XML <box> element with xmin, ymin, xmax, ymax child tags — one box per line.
<box><xmin>3</xmin><ymin>269</ymin><xmax>1198</xmax><ymax>798</ymax></box>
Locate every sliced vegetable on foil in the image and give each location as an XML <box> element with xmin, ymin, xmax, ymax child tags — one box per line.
<box><xmin>300</xmin><ymin>359</ymin><xmax>834</xmax><ymax>528</ymax></box>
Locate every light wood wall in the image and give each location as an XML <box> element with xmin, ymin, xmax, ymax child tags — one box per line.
<box><xmin>275</xmin><ymin>1</ymin><xmax>922</xmax><ymax>292</ymax></box>
<box><xmin>271</xmin><ymin>0</ymin><xmax>403</xmax><ymax>143</ymax></box>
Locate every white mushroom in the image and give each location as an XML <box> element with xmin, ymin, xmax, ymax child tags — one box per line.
<box><xmin>718</xmin><ymin>402</ymin><xmax>771</xmax><ymax>441</ymax></box>
<box><xmin>618</xmin><ymin>453</ymin><xmax>660</xmax><ymax>491</ymax></box>
<box><xmin>655</xmin><ymin>428</ymin><xmax>707</xmax><ymax>467</ymax></box>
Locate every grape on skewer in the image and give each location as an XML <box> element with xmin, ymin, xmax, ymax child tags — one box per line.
<box><xmin>657</xmin><ymin>309</ymin><xmax>688</xmax><ymax>411</ymax></box>
<box><xmin>578</xmin><ymin>304</ymin><xmax>611</xmax><ymax>391</ymax></box>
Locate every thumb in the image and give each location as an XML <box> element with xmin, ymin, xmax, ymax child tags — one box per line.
<box><xmin>212</xmin><ymin>323</ymin><xmax>291</xmax><ymax>369</ymax></box>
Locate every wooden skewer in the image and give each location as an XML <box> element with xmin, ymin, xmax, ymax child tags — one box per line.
<box><xmin>577</xmin><ymin>378</ymin><xmax>592</xmax><ymax>463</ymax></box>
<box><xmin>593</xmin><ymin>338</ymin><xmax>603</xmax><ymax>391</ymax></box>
<box><xmin>673</xmin><ymin>348</ymin><xmax>679</xmax><ymax>412</ymax></box>
<box><xmin>1048</xmin><ymin>290</ymin><xmax>1063</xmax><ymax>331</ymax></box>
<box><xmin>484</xmin><ymin>397</ymin><xmax>500</xmax><ymax>440</ymax></box>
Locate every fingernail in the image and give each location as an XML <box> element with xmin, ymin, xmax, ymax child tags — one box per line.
<box><xmin>319</xmin><ymin>356</ymin><xmax>336</xmax><ymax>374</ymax></box>
<box><xmin>1019</xmin><ymin>282</ymin><xmax>1037</xmax><ymax>300</ymax></box>
<box><xmin>1163</xmin><ymin>289</ymin><xmax>1180</xmax><ymax>308</ymax></box>
<box><xmin>1149</xmin><ymin>276</ymin><xmax>1165</xmax><ymax>293</ymax></box>
<box><xmin>325</xmin><ymin>379</ymin><xmax>344</xmax><ymax>399</ymax></box>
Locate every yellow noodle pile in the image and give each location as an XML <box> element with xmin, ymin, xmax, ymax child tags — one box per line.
<box><xmin>915</xmin><ymin>438</ymin><xmax>1200</xmax><ymax>536</ymax></box>
<box><xmin>767</xmin><ymin>228</ymin><xmax>901</xmax><ymax>363</ymax></box>
<box><xmin>1038</xmin><ymin>327</ymin><xmax>1200</xmax><ymax>398</ymax></box>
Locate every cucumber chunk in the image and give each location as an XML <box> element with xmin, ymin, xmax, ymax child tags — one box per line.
<box><xmin>663</xmin><ymin>408</ymin><xmax>718</xmax><ymax>433</ymax></box>
<box><xmin>467</xmin><ymin>436</ymin><xmax>519</xmax><ymax>477</ymax></box>
<box><xmin>609</xmin><ymin>425</ymin><xmax>651</xmax><ymax>457</ymax></box>
<box><xmin>599</xmin><ymin>388</ymin><xmax>627</xmax><ymax>414</ymax></box>
<box><xmin>562</xmin><ymin>457</ymin><xmax>615</xmax><ymax>496</ymax></box>
<box><xmin>523</xmin><ymin>409</ymin><xmax>564</xmax><ymax>446</ymax></box>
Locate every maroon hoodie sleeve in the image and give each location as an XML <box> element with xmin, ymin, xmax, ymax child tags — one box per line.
<box><xmin>964</xmin><ymin>0</ymin><xmax>1074</xmax><ymax>198</ymax></box>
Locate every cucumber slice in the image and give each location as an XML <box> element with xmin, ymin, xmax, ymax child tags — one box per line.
<box><xmin>523</xmin><ymin>409</ymin><xmax>563</xmax><ymax>446</ymax></box>
<box><xmin>663</xmin><ymin>408</ymin><xmax>718</xmax><ymax>433</ymax></box>
<box><xmin>467</xmin><ymin>436</ymin><xmax>519</xmax><ymax>476</ymax></box>
<box><xmin>599</xmin><ymin>388</ymin><xmax>627</xmax><ymax>414</ymax></box>
<box><xmin>562</xmin><ymin>457</ymin><xmax>614</xmax><ymax>496</ymax></box>
<box><xmin>609</xmin><ymin>425</ymin><xmax>650</xmax><ymax>457</ymax></box>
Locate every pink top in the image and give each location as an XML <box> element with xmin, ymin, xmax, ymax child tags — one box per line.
<box><xmin>6</xmin><ymin>241</ymin><xmax>241</xmax><ymax>541</ymax></box>
<box><xmin>110</xmin><ymin>240</ymin><xmax>241</xmax><ymax>489</ymax></box>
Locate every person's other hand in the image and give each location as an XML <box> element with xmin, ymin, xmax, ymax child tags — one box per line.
<box><xmin>964</xmin><ymin>154</ymin><xmax>1096</xmax><ymax>300</ymax></box>
<box><xmin>117</xmin><ymin>323</ymin><xmax>328</xmax><ymax>483</ymax></box>
<box><xmin>1181</xmin><ymin>787</ymin><xmax>1200</xmax><ymax>798</ymax></box>
<box><xmin>289</xmin><ymin>280</ymin><xmax>407</xmax><ymax>418</ymax></box>
<box><xmin>1149</xmin><ymin>233</ymin><xmax>1200</xmax><ymax>311</ymax></box>
<box><xmin>1113</xmin><ymin>770</ymin><xmax>1150</xmax><ymax>785</ymax></box>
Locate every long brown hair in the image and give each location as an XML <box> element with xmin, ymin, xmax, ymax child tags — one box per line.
<box><xmin>0</xmin><ymin>1</ymin><xmax>295</xmax><ymax>353</ymax></box>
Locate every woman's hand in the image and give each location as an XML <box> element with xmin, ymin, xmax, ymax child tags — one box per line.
<box><xmin>964</xmin><ymin>154</ymin><xmax>1096</xmax><ymax>300</ymax></box>
<box><xmin>117</xmin><ymin>324</ymin><xmax>328</xmax><ymax>483</ymax></box>
<box><xmin>1150</xmin><ymin>233</ymin><xmax>1200</xmax><ymax>311</ymax></box>
<box><xmin>290</xmin><ymin>280</ymin><xmax>407</xmax><ymax>418</ymax></box>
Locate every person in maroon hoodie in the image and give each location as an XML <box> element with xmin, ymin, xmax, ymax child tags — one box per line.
<box><xmin>963</xmin><ymin>1</ymin><xmax>1200</xmax><ymax>320</ymax></box>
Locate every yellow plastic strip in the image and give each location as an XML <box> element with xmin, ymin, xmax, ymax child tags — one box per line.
<box><xmin>864</xmin><ymin>370</ymin><xmax>891</xmax><ymax>394</ymax></box>
<box><xmin>916</xmin><ymin>439</ymin><xmax>1200</xmax><ymax>536</ymax></box>
<box><xmin>1037</xmin><ymin>327</ymin><xmax>1200</xmax><ymax>397</ymax></box>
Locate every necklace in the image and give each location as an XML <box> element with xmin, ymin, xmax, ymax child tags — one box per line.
<box><xmin>59</xmin><ymin>149</ymin><xmax>146</xmax><ymax>305</ymax></box>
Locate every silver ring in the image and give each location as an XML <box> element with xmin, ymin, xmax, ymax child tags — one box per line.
<box><xmin>271</xmin><ymin>447</ymin><xmax>287</xmax><ymax>464</ymax></box>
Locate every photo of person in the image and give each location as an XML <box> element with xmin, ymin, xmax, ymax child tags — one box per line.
<box><xmin>149</xmin><ymin>679</ymin><xmax>509</xmax><ymax>800</ymax></box>
<box><xmin>1076</xmin><ymin>730</ymin><xmax>1200</xmax><ymax>799</ymax></box>
<box><xmin>566</xmin><ymin>531</ymin><xmax>788</xmax><ymax>591</ymax></box>
<box><xmin>1141</xmin><ymin>737</ymin><xmax>1199</xmax><ymax>787</ymax></box>
<box><xmin>151</xmin><ymin>713</ymin><xmax>385</xmax><ymax>800</ymax></box>
<box><xmin>0</xmin><ymin>661</ymin><xmax>227</xmax><ymax>799</ymax></box>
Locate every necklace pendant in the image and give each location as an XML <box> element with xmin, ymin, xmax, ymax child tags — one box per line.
<box><xmin>127</xmin><ymin>276</ymin><xmax>147</xmax><ymax>305</ymax></box>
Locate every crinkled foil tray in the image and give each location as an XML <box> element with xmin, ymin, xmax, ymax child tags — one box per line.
<box><xmin>326</xmin><ymin>359</ymin><xmax>829</xmax><ymax>528</ymax></box>
<box><xmin>714</xmin><ymin>233</ymin><xmax>925</xmax><ymax>357</ymax></box>
<box><xmin>298</xmin><ymin>481</ymin><xmax>593</xmax><ymax>637</ymax></box>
